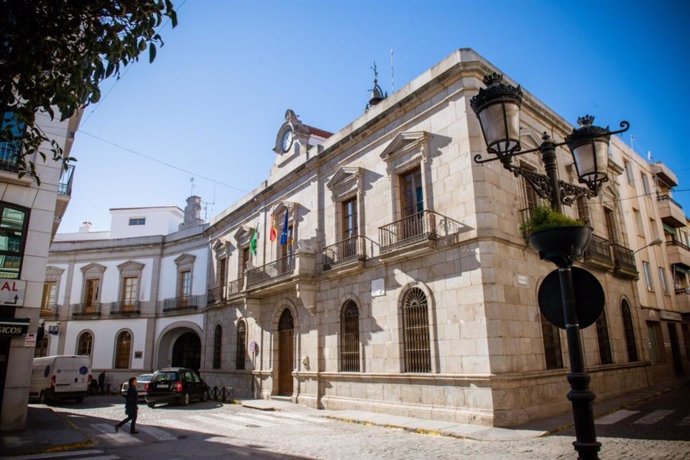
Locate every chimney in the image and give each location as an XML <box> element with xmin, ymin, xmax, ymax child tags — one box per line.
<box><xmin>79</xmin><ymin>221</ymin><xmax>93</xmax><ymax>233</ymax></box>
<box><xmin>179</xmin><ymin>196</ymin><xmax>205</xmax><ymax>230</ymax></box>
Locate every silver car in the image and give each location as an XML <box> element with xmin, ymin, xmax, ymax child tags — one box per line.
<box><xmin>120</xmin><ymin>373</ymin><xmax>154</xmax><ymax>400</ymax></box>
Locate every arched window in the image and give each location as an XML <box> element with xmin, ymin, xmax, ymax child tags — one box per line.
<box><xmin>621</xmin><ymin>300</ymin><xmax>638</xmax><ymax>362</ymax></box>
<box><xmin>114</xmin><ymin>331</ymin><xmax>132</xmax><ymax>369</ymax></box>
<box><xmin>77</xmin><ymin>331</ymin><xmax>93</xmax><ymax>357</ymax></box>
<box><xmin>401</xmin><ymin>288</ymin><xmax>431</xmax><ymax>373</ymax></box>
<box><xmin>236</xmin><ymin>320</ymin><xmax>247</xmax><ymax>370</ymax></box>
<box><xmin>340</xmin><ymin>300</ymin><xmax>360</xmax><ymax>372</ymax></box>
<box><xmin>595</xmin><ymin>309</ymin><xmax>613</xmax><ymax>365</ymax></box>
<box><xmin>213</xmin><ymin>325</ymin><xmax>222</xmax><ymax>369</ymax></box>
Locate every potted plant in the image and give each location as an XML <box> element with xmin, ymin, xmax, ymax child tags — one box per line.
<box><xmin>521</xmin><ymin>205</ymin><xmax>591</xmax><ymax>267</ymax></box>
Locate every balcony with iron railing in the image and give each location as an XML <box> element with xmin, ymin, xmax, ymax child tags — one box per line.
<box><xmin>246</xmin><ymin>254</ymin><xmax>296</xmax><ymax>291</ymax></box>
<box><xmin>379</xmin><ymin>210</ymin><xmax>439</xmax><ymax>256</ymax></box>
<box><xmin>611</xmin><ymin>243</ymin><xmax>638</xmax><ymax>279</ymax></box>
<box><xmin>110</xmin><ymin>300</ymin><xmax>141</xmax><ymax>316</ymax></box>
<box><xmin>322</xmin><ymin>235</ymin><xmax>378</xmax><ymax>273</ymax></box>
<box><xmin>0</xmin><ymin>140</ymin><xmax>20</xmax><ymax>174</ymax></box>
<box><xmin>161</xmin><ymin>294</ymin><xmax>202</xmax><ymax>314</ymax></box>
<box><xmin>675</xmin><ymin>286</ymin><xmax>690</xmax><ymax>311</ymax></box>
<box><xmin>207</xmin><ymin>278</ymin><xmax>243</xmax><ymax>305</ymax></box>
<box><xmin>666</xmin><ymin>237</ymin><xmax>690</xmax><ymax>270</ymax></box>
<box><xmin>40</xmin><ymin>305</ymin><xmax>59</xmax><ymax>320</ymax></box>
<box><xmin>57</xmin><ymin>164</ymin><xmax>75</xmax><ymax>197</ymax></box>
<box><xmin>583</xmin><ymin>234</ymin><xmax>614</xmax><ymax>271</ymax></box>
<box><xmin>657</xmin><ymin>193</ymin><xmax>686</xmax><ymax>228</ymax></box>
<box><xmin>71</xmin><ymin>303</ymin><xmax>102</xmax><ymax>318</ymax></box>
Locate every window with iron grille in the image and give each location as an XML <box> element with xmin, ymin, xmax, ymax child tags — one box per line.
<box><xmin>77</xmin><ymin>331</ymin><xmax>93</xmax><ymax>357</ymax></box>
<box><xmin>595</xmin><ymin>310</ymin><xmax>613</xmax><ymax>365</ymax></box>
<box><xmin>115</xmin><ymin>330</ymin><xmax>132</xmax><ymax>369</ymax></box>
<box><xmin>401</xmin><ymin>288</ymin><xmax>431</xmax><ymax>373</ymax></box>
<box><xmin>541</xmin><ymin>313</ymin><xmax>563</xmax><ymax>369</ymax></box>
<box><xmin>621</xmin><ymin>300</ymin><xmax>638</xmax><ymax>361</ymax></box>
<box><xmin>236</xmin><ymin>320</ymin><xmax>247</xmax><ymax>370</ymax></box>
<box><xmin>213</xmin><ymin>325</ymin><xmax>222</xmax><ymax>369</ymax></box>
<box><xmin>340</xmin><ymin>300</ymin><xmax>360</xmax><ymax>372</ymax></box>
<box><xmin>0</xmin><ymin>202</ymin><xmax>29</xmax><ymax>279</ymax></box>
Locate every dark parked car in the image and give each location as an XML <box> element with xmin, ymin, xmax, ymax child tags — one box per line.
<box><xmin>120</xmin><ymin>373</ymin><xmax>154</xmax><ymax>400</ymax></box>
<box><xmin>144</xmin><ymin>367</ymin><xmax>208</xmax><ymax>408</ymax></box>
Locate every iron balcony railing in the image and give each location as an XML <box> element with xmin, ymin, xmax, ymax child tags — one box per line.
<box><xmin>611</xmin><ymin>243</ymin><xmax>637</xmax><ymax>275</ymax></box>
<box><xmin>110</xmin><ymin>300</ymin><xmax>140</xmax><ymax>315</ymax></box>
<box><xmin>667</xmin><ymin>237</ymin><xmax>690</xmax><ymax>252</ymax></box>
<box><xmin>246</xmin><ymin>255</ymin><xmax>295</xmax><ymax>287</ymax></box>
<box><xmin>71</xmin><ymin>303</ymin><xmax>101</xmax><ymax>317</ymax></box>
<box><xmin>322</xmin><ymin>235</ymin><xmax>377</xmax><ymax>271</ymax></box>
<box><xmin>162</xmin><ymin>294</ymin><xmax>201</xmax><ymax>312</ymax></box>
<box><xmin>40</xmin><ymin>306</ymin><xmax>59</xmax><ymax>319</ymax></box>
<box><xmin>379</xmin><ymin>210</ymin><xmax>439</xmax><ymax>253</ymax></box>
<box><xmin>675</xmin><ymin>287</ymin><xmax>690</xmax><ymax>295</ymax></box>
<box><xmin>57</xmin><ymin>164</ymin><xmax>75</xmax><ymax>196</ymax></box>
<box><xmin>583</xmin><ymin>233</ymin><xmax>614</xmax><ymax>267</ymax></box>
<box><xmin>207</xmin><ymin>278</ymin><xmax>242</xmax><ymax>304</ymax></box>
<box><xmin>657</xmin><ymin>193</ymin><xmax>683</xmax><ymax>208</ymax></box>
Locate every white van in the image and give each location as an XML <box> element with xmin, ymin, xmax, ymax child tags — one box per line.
<box><xmin>30</xmin><ymin>355</ymin><xmax>92</xmax><ymax>404</ymax></box>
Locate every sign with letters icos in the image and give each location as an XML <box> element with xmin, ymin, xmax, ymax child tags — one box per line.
<box><xmin>0</xmin><ymin>279</ymin><xmax>26</xmax><ymax>306</ymax></box>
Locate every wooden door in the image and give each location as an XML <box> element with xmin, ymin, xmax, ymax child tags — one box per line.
<box><xmin>278</xmin><ymin>309</ymin><xmax>294</xmax><ymax>395</ymax></box>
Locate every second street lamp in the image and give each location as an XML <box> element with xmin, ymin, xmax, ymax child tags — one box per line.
<box><xmin>471</xmin><ymin>73</ymin><xmax>630</xmax><ymax>460</ymax></box>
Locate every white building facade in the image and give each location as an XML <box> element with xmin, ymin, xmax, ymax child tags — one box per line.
<box><xmin>44</xmin><ymin>50</ymin><xmax>689</xmax><ymax>427</ymax></box>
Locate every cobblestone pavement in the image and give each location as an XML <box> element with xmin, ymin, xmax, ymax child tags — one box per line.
<box><xmin>31</xmin><ymin>394</ymin><xmax>690</xmax><ymax>460</ymax></box>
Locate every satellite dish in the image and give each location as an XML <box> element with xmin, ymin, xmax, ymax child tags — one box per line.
<box><xmin>538</xmin><ymin>267</ymin><xmax>605</xmax><ymax>330</ymax></box>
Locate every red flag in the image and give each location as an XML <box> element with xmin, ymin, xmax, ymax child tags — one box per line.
<box><xmin>269</xmin><ymin>215</ymin><xmax>277</xmax><ymax>241</ymax></box>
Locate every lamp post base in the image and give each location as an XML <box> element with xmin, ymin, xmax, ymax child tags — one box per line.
<box><xmin>567</xmin><ymin>371</ymin><xmax>601</xmax><ymax>459</ymax></box>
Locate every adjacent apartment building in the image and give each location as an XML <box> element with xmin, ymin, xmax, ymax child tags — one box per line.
<box><xmin>43</xmin><ymin>49</ymin><xmax>689</xmax><ymax>427</ymax></box>
<box><xmin>0</xmin><ymin>108</ymin><xmax>79</xmax><ymax>430</ymax></box>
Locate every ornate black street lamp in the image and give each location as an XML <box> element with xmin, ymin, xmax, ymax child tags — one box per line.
<box><xmin>471</xmin><ymin>73</ymin><xmax>630</xmax><ymax>460</ymax></box>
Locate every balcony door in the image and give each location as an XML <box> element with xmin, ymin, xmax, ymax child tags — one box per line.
<box><xmin>277</xmin><ymin>309</ymin><xmax>294</xmax><ymax>396</ymax></box>
<box><xmin>399</xmin><ymin>167</ymin><xmax>423</xmax><ymax>240</ymax></box>
<box><xmin>84</xmin><ymin>279</ymin><xmax>99</xmax><ymax>313</ymax></box>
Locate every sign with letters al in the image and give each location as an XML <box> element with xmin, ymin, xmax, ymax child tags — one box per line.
<box><xmin>0</xmin><ymin>279</ymin><xmax>26</xmax><ymax>306</ymax></box>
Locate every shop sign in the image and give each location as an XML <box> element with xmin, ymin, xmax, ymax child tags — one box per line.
<box><xmin>0</xmin><ymin>318</ymin><xmax>30</xmax><ymax>336</ymax></box>
<box><xmin>0</xmin><ymin>279</ymin><xmax>26</xmax><ymax>306</ymax></box>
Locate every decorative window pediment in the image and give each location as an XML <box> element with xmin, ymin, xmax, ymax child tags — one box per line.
<box><xmin>234</xmin><ymin>226</ymin><xmax>255</xmax><ymax>248</ymax></box>
<box><xmin>380</xmin><ymin>131</ymin><xmax>431</xmax><ymax>173</ymax></box>
<box><xmin>327</xmin><ymin>167</ymin><xmax>362</xmax><ymax>201</ymax></box>
<box><xmin>45</xmin><ymin>265</ymin><xmax>65</xmax><ymax>283</ymax></box>
<box><xmin>117</xmin><ymin>260</ymin><xmax>144</xmax><ymax>275</ymax></box>
<box><xmin>174</xmin><ymin>254</ymin><xmax>196</xmax><ymax>267</ymax></box>
<box><xmin>81</xmin><ymin>263</ymin><xmax>106</xmax><ymax>275</ymax></box>
<box><xmin>213</xmin><ymin>239</ymin><xmax>228</xmax><ymax>258</ymax></box>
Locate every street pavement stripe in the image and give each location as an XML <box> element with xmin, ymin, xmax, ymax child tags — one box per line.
<box><xmin>633</xmin><ymin>410</ymin><xmax>675</xmax><ymax>424</ymax></box>
<box><xmin>203</xmin><ymin>413</ymin><xmax>278</xmax><ymax>427</ymax></box>
<box><xmin>137</xmin><ymin>425</ymin><xmax>178</xmax><ymax>441</ymax></box>
<box><xmin>6</xmin><ymin>450</ymin><xmax>114</xmax><ymax>460</ymax></box>
<box><xmin>270</xmin><ymin>411</ymin><xmax>331</xmax><ymax>424</ymax></box>
<box><xmin>158</xmin><ymin>417</ymin><xmax>221</xmax><ymax>435</ymax></box>
<box><xmin>679</xmin><ymin>415</ymin><xmax>690</xmax><ymax>426</ymax></box>
<box><xmin>235</xmin><ymin>411</ymin><xmax>301</xmax><ymax>425</ymax></box>
<box><xmin>92</xmin><ymin>423</ymin><xmax>144</xmax><ymax>446</ymax></box>
<box><xmin>595</xmin><ymin>410</ymin><xmax>639</xmax><ymax>425</ymax></box>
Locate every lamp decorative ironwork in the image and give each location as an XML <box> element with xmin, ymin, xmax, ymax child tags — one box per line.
<box><xmin>471</xmin><ymin>72</ymin><xmax>631</xmax><ymax>460</ymax></box>
<box><xmin>470</xmin><ymin>73</ymin><xmax>629</xmax><ymax>212</ymax></box>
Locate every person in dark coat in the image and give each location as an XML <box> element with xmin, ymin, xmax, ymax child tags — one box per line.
<box><xmin>115</xmin><ymin>376</ymin><xmax>139</xmax><ymax>434</ymax></box>
<box><xmin>98</xmin><ymin>372</ymin><xmax>106</xmax><ymax>394</ymax></box>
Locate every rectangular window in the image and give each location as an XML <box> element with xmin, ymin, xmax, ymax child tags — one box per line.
<box><xmin>400</xmin><ymin>166</ymin><xmax>423</xmax><ymax>217</ymax></box>
<box><xmin>178</xmin><ymin>270</ymin><xmax>192</xmax><ymax>308</ymax></box>
<box><xmin>624</xmin><ymin>160</ymin><xmax>634</xmax><ymax>184</ymax></box>
<box><xmin>595</xmin><ymin>312</ymin><xmax>613</xmax><ymax>365</ymax></box>
<box><xmin>0</xmin><ymin>203</ymin><xmax>29</xmax><ymax>279</ymax></box>
<box><xmin>128</xmin><ymin>217</ymin><xmax>146</xmax><ymax>226</ymax></box>
<box><xmin>541</xmin><ymin>315</ymin><xmax>563</xmax><ymax>369</ymax></box>
<box><xmin>658</xmin><ymin>267</ymin><xmax>669</xmax><ymax>295</ymax></box>
<box><xmin>41</xmin><ymin>282</ymin><xmax>58</xmax><ymax>310</ymax></box>
<box><xmin>0</xmin><ymin>111</ymin><xmax>27</xmax><ymax>172</ymax></box>
<box><xmin>647</xmin><ymin>321</ymin><xmax>664</xmax><ymax>362</ymax></box>
<box><xmin>341</xmin><ymin>197</ymin><xmax>358</xmax><ymax>258</ymax></box>
<box><xmin>633</xmin><ymin>209</ymin><xmax>644</xmax><ymax>236</ymax></box>
<box><xmin>649</xmin><ymin>219</ymin><xmax>658</xmax><ymax>240</ymax></box>
<box><xmin>121</xmin><ymin>277</ymin><xmax>138</xmax><ymax>310</ymax></box>
<box><xmin>642</xmin><ymin>261</ymin><xmax>654</xmax><ymax>291</ymax></box>
<box><xmin>641</xmin><ymin>173</ymin><xmax>651</xmax><ymax>195</ymax></box>
<box><xmin>576</xmin><ymin>196</ymin><xmax>590</xmax><ymax>224</ymax></box>
<box><xmin>84</xmin><ymin>279</ymin><xmax>100</xmax><ymax>312</ymax></box>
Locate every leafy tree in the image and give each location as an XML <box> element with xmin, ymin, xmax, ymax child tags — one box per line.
<box><xmin>0</xmin><ymin>0</ymin><xmax>178</xmax><ymax>183</ymax></box>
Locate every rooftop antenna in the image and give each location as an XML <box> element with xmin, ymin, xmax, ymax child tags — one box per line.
<box><xmin>189</xmin><ymin>177</ymin><xmax>196</xmax><ymax>196</ymax></box>
<box><xmin>202</xmin><ymin>184</ymin><xmax>216</xmax><ymax>222</ymax></box>
<box><xmin>390</xmin><ymin>48</ymin><xmax>394</xmax><ymax>93</ymax></box>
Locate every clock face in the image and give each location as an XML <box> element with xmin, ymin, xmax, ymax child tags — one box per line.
<box><xmin>281</xmin><ymin>129</ymin><xmax>293</xmax><ymax>152</ymax></box>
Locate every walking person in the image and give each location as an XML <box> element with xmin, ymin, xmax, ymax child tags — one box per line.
<box><xmin>115</xmin><ymin>376</ymin><xmax>139</xmax><ymax>434</ymax></box>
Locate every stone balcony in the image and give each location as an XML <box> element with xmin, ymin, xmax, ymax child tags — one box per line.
<box><xmin>583</xmin><ymin>233</ymin><xmax>614</xmax><ymax>272</ymax></box>
<box><xmin>245</xmin><ymin>249</ymin><xmax>317</xmax><ymax>298</ymax></box>
<box><xmin>666</xmin><ymin>238</ymin><xmax>690</xmax><ymax>270</ymax></box>
<box><xmin>657</xmin><ymin>194</ymin><xmax>686</xmax><ymax>228</ymax></box>
<box><xmin>322</xmin><ymin>235</ymin><xmax>378</xmax><ymax>275</ymax></box>
<box><xmin>675</xmin><ymin>287</ymin><xmax>690</xmax><ymax>312</ymax></box>
<box><xmin>110</xmin><ymin>301</ymin><xmax>141</xmax><ymax>317</ymax></box>
<box><xmin>71</xmin><ymin>303</ymin><xmax>102</xmax><ymax>319</ymax></box>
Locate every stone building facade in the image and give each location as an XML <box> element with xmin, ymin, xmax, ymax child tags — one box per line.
<box><xmin>45</xmin><ymin>49</ymin><xmax>689</xmax><ymax>427</ymax></box>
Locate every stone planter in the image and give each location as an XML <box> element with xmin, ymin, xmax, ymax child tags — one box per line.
<box><xmin>528</xmin><ymin>226</ymin><xmax>592</xmax><ymax>267</ymax></box>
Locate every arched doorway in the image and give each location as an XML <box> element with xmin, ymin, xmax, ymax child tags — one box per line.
<box><xmin>278</xmin><ymin>309</ymin><xmax>294</xmax><ymax>395</ymax></box>
<box><xmin>172</xmin><ymin>332</ymin><xmax>201</xmax><ymax>371</ymax></box>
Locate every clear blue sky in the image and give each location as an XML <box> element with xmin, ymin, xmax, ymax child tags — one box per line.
<box><xmin>61</xmin><ymin>0</ymin><xmax>690</xmax><ymax>233</ymax></box>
